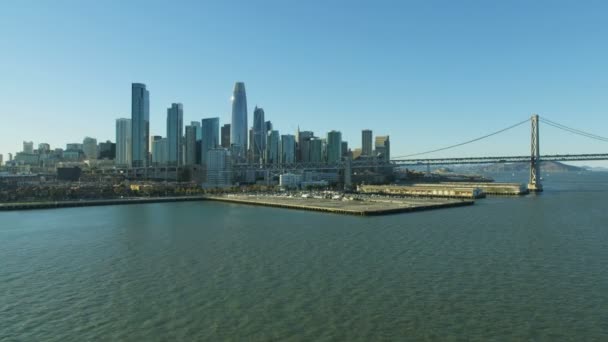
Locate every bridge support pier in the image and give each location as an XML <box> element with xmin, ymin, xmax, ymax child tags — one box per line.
<box><xmin>528</xmin><ymin>114</ymin><xmax>543</xmax><ymax>192</ymax></box>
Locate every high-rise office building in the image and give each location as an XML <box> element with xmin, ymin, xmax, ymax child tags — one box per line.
<box><xmin>310</xmin><ymin>138</ymin><xmax>324</xmax><ymax>163</ymax></box>
<box><xmin>375</xmin><ymin>135</ymin><xmax>390</xmax><ymax>161</ymax></box>
<box><xmin>280</xmin><ymin>134</ymin><xmax>296</xmax><ymax>164</ymax></box>
<box><xmin>265</xmin><ymin>121</ymin><xmax>273</xmax><ymax>132</ymax></box>
<box><xmin>116</xmin><ymin>118</ymin><xmax>132</xmax><ymax>166</ymax></box>
<box><xmin>152</xmin><ymin>137</ymin><xmax>168</xmax><ymax>165</ymax></box>
<box><xmin>265</xmin><ymin>130</ymin><xmax>280</xmax><ymax>165</ymax></box>
<box><xmin>83</xmin><ymin>137</ymin><xmax>98</xmax><ymax>160</ymax></box>
<box><xmin>326</xmin><ymin>130</ymin><xmax>342</xmax><ymax>163</ymax></box>
<box><xmin>341</xmin><ymin>141</ymin><xmax>349</xmax><ymax>157</ymax></box>
<box><xmin>201</xmin><ymin>117</ymin><xmax>220</xmax><ymax>167</ymax></box>
<box><xmin>185</xmin><ymin>124</ymin><xmax>197</xmax><ymax>166</ymax></box>
<box><xmin>221</xmin><ymin>124</ymin><xmax>231</xmax><ymax>148</ymax></box>
<box><xmin>296</xmin><ymin>130</ymin><xmax>314</xmax><ymax>162</ymax></box>
<box><xmin>230</xmin><ymin>82</ymin><xmax>248</xmax><ymax>160</ymax></box>
<box><xmin>0</xmin><ymin>154</ymin><xmax>3</xmax><ymax>167</ymax></box>
<box><xmin>206</xmin><ymin>148</ymin><xmax>232</xmax><ymax>188</ymax></box>
<box><xmin>23</xmin><ymin>141</ymin><xmax>34</xmax><ymax>154</ymax></box>
<box><xmin>166</xmin><ymin>103</ymin><xmax>183</xmax><ymax>166</ymax></box>
<box><xmin>131</xmin><ymin>83</ymin><xmax>150</xmax><ymax>167</ymax></box>
<box><xmin>362</xmin><ymin>129</ymin><xmax>373</xmax><ymax>156</ymax></box>
<box><xmin>190</xmin><ymin>121</ymin><xmax>202</xmax><ymax>141</ymax></box>
<box><xmin>252</xmin><ymin>106</ymin><xmax>266</xmax><ymax>163</ymax></box>
<box><xmin>248</xmin><ymin>128</ymin><xmax>254</xmax><ymax>162</ymax></box>
<box><xmin>98</xmin><ymin>141</ymin><xmax>116</xmax><ymax>160</ymax></box>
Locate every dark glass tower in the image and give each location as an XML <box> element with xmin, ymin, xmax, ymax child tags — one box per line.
<box><xmin>166</xmin><ymin>103</ymin><xmax>183</xmax><ymax>166</ymax></box>
<box><xmin>131</xmin><ymin>83</ymin><xmax>149</xmax><ymax>167</ymax></box>
<box><xmin>252</xmin><ymin>106</ymin><xmax>265</xmax><ymax>163</ymax></box>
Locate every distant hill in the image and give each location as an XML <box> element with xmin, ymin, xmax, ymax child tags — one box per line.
<box><xmin>581</xmin><ymin>166</ymin><xmax>608</xmax><ymax>172</ymax></box>
<box><xmin>481</xmin><ymin>161</ymin><xmax>585</xmax><ymax>173</ymax></box>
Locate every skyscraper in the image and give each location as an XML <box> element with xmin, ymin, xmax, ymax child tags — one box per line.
<box><xmin>152</xmin><ymin>137</ymin><xmax>168</xmax><ymax>165</ymax></box>
<box><xmin>131</xmin><ymin>83</ymin><xmax>150</xmax><ymax>167</ymax></box>
<box><xmin>185</xmin><ymin>124</ymin><xmax>197</xmax><ymax>166</ymax></box>
<box><xmin>166</xmin><ymin>103</ymin><xmax>183</xmax><ymax>166</ymax></box>
<box><xmin>326</xmin><ymin>130</ymin><xmax>342</xmax><ymax>163</ymax></box>
<box><xmin>280</xmin><ymin>134</ymin><xmax>296</xmax><ymax>164</ymax></box>
<box><xmin>362</xmin><ymin>129</ymin><xmax>373</xmax><ymax>156</ymax></box>
<box><xmin>83</xmin><ymin>137</ymin><xmax>98</xmax><ymax>160</ymax></box>
<box><xmin>341</xmin><ymin>141</ymin><xmax>349</xmax><ymax>157</ymax></box>
<box><xmin>252</xmin><ymin>106</ymin><xmax>266</xmax><ymax>163</ymax></box>
<box><xmin>375</xmin><ymin>135</ymin><xmax>390</xmax><ymax>161</ymax></box>
<box><xmin>221</xmin><ymin>124</ymin><xmax>231</xmax><ymax>148</ymax></box>
<box><xmin>116</xmin><ymin>118</ymin><xmax>132</xmax><ymax>166</ymax></box>
<box><xmin>206</xmin><ymin>148</ymin><xmax>232</xmax><ymax>188</ymax></box>
<box><xmin>201</xmin><ymin>117</ymin><xmax>220</xmax><ymax>167</ymax></box>
<box><xmin>190</xmin><ymin>121</ymin><xmax>202</xmax><ymax>141</ymax></box>
<box><xmin>230</xmin><ymin>82</ymin><xmax>248</xmax><ymax>160</ymax></box>
<box><xmin>265</xmin><ymin>130</ymin><xmax>280</xmax><ymax>165</ymax></box>
<box><xmin>310</xmin><ymin>138</ymin><xmax>324</xmax><ymax>163</ymax></box>
<box><xmin>296</xmin><ymin>130</ymin><xmax>314</xmax><ymax>162</ymax></box>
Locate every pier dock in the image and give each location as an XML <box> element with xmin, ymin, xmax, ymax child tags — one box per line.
<box><xmin>204</xmin><ymin>195</ymin><xmax>474</xmax><ymax>216</ymax></box>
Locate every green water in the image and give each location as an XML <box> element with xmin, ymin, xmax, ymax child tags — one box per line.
<box><xmin>1</xmin><ymin>173</ymin><xmax>607</xmax><ymax>341</ymax></box>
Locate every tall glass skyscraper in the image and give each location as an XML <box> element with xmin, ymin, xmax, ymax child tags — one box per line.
<box><xmin>166</xmin><ymin>103</ymin><xmax>183</xmax><ymax>166</ymax></box>
<box><xmin>190</xmin><ymin>121</ymin><xmax>202</xmax><ymax>141</ymax></box>
<box><xmin>230</xmin><ymin>82</ymin><xmax>248</xmax><ymax>160</ymax></box>
<box><xmin>201</xmin><ymin>117</ymin><xmax>220</xmax><ymax>167</ymax></box>
<box><xmin>265</xmin><ymin>130</ymin><xmax>280</xmax><ymax>165</ymax></box>
<box><xmin>362</xmin><ymin>129</ymin><xmax>373</xmax><ymax>156</ymax></box>
<box><xmin>221</xmin><ymin>124</ymin><xmax>231</xmax><ymax>148</ymax></box>
<box><xmin>185</xmin><ymin>124</ymin><xmax>197</xmax><ymax>166</ymax></box>
<box><xmin>280</xmin><ymin>134</ymin><xmax>296</xmax><ymax>164</ymax></box>
<box><xmin>326</xmin><ymin>130</ymin><xmax>343</xmax><ymax>164</ymax></box>
<box><xmin>252</xmin><ymin>106</ymin><xmax>266</xmax><ymax>163</ymax></box>
<box><xmin>131</xmin><ymin>83</ymin><xmax>149</xmax><ymax>167</ymax></box>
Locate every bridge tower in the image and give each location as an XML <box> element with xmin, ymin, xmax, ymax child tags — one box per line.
<box><xmin>528</xmin><ymin>114</ymin><xmax>543</xmax><ymax>192</ymax></box>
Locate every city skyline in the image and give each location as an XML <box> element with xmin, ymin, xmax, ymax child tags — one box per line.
<box><xmin>1</xmin><ymin>1</ymin><xmax>607</xmax><ymax>164</ymax></box>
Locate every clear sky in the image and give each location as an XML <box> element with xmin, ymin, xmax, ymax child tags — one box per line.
<box><xmin>1</xmin><ymin>0</ymin><xmax>607</xmax><ymax>163</ymax></box>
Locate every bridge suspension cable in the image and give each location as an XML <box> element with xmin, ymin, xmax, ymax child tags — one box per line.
<box><xmin>540</xmin><ymin>117</ymin><xmax>608</xmax><ymax>143</ymax></box>
<box><xmin>392</xmin><ymin>118</ymin><xmax>530</xmax><ymax>159</ymax></box>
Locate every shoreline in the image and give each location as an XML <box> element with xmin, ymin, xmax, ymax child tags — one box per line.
<box><xmin>0</xmin><ymin>194</ymin><xmax>474</xmax><ymax>215</ymax></box>
<box><xmin>0</xmin><ymin>196</ymin><xmax>206</xmax><ymax>211</ymax></box>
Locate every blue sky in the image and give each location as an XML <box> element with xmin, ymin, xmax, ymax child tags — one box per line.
<box><xmin>1</xmin><ymin>0</ymin><xmax>607</xmax><ymax>163</ymax></box>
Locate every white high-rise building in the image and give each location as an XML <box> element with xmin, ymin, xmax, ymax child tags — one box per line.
<box><xmin>116</xmin><ymin>118</ymin><xmax>132</xmax><ymax>166</ymax></box>
<box><xmin>82</xmin><ymin>137</ymin><xmax>98</xmax><ymax>160</ymax></box>
<box><xmin>23</xmin><ymin>141</ymin><xmax>34</xmax><ymax>154</ymax></box>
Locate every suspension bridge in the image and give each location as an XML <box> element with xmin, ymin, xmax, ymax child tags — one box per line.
<box><xmin>230</xmin><ymin>114</ymin><xmax>608</xmax><ymax>192</ymax></box>
<box><xmin>390</xmin><ymin>115</ymin><xmax>608</xmax><ymax>191</ymax></box>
